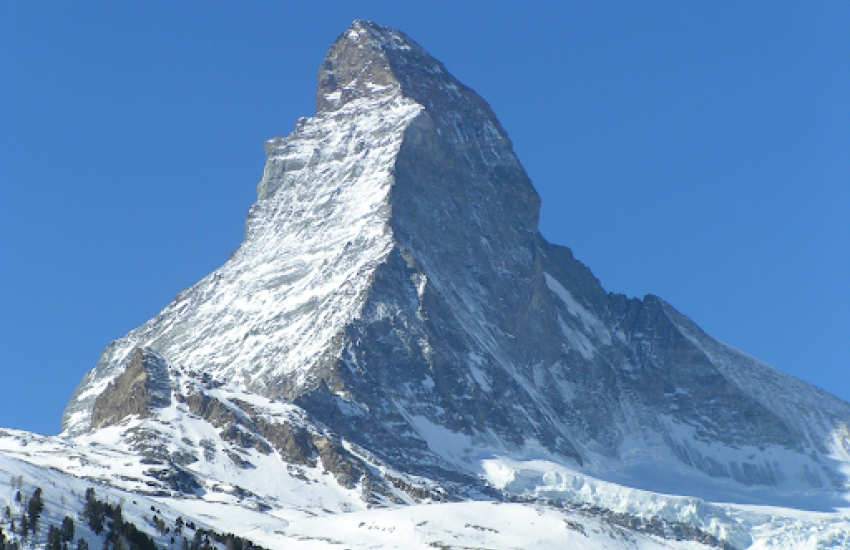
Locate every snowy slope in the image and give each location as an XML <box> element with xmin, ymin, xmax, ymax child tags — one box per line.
<box><xmin>3</xmin><ymin>431</ymin><xmax>850</xmax><ymax>549</ymax></box>
<box><xmin>0</xmin><ymin>446</ymin><xmax>232</xmax><ymax>550</ymax></box>
<box><xmin>0</xmin><ymin>449</ymin><xmax>717</xmax><ymax>550</ymax></box>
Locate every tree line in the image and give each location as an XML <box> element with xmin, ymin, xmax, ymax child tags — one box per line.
<box><xmin>0</xmin><ymin>483</ymin><xmax>269</xmax><ymax>550</ymax></box>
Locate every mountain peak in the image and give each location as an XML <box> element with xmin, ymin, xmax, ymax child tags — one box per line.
<box><xmin>316</xmin><ymin>20</ymin><xmax>495</xmax><ymax>124</ymax></box>
<box><xmin>316</xmin><ymin>20</ymin><xmax>421</xmax><ymax>113</ymax></box>
<box><xmin>348</xmin><ymin>19</ymin><xmax>419</xmax><ymax>51</ymax></box>
<box><xmin>61</xmin><ymin>22</ymin><xmax>850</xmax><ymax>521</ymax></box>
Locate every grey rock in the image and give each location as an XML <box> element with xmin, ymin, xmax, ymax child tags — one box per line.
<box><xmin>89</xmin><ymin>347</ymin><xmax>171</xmax><ymax>430</ymax></box>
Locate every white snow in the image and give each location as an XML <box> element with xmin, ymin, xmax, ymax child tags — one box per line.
<box><xmin>544</xmin><ymin>272</ymin><xmax>611</xmax><ymax>344</ymax></box>
<box><xmin>408</xmin><ymin>415</ymin><xmax>474</xmax><ymax>464</ymax></box>
<box><xmin>4</xmin><ymin>430</ymin><xmax>850</xmax><ymax>549</ymax></box>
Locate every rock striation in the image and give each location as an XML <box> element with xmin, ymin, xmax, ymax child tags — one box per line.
<box><xmin>90</xmin><ymin>347</ymin><xmax>171</xmax><ymax>430</ymax></box>
<box><xmin>62</xmin><ymin>20</ymin><xmax>850</xmax><ymax>508</ymax></box>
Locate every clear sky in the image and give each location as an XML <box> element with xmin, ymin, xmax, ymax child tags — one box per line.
<box><xmin>1</xmin><ymin>2</ymin><xmax>848</xmax><ymax>436</ymax></box>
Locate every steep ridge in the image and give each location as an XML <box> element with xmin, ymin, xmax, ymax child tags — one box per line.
<box><xmin>59</xmin><ymin>19</ymin><xmax>850</xmax><ymax>519</ymax></box>
<box><xmin>63</xmin><ymin>24</ymin><xmax>424</xmax><ymax>434</ymax></box>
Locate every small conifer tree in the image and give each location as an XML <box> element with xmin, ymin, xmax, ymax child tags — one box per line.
<box><xmin>27</xmin><ymin>488</ymin><xmax>44</xmax><ymax>533</ymax></box>
<box><xmin>47</xmin><ymin>525</ymin><xmax>62</xmax><ymax>550</ymax></box>
<box><xmin>61</xmin><ymin>516</ymin><xmax>75</xmax><ymax>542</ymax></box>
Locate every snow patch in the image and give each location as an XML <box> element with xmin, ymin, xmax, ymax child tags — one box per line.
<box><xmin>408</xmin><ymin>416</ymin><xmax>473</xmax><ymax>464</ymax></box>
<box><xmin>544</xmin><ymin>272</ymin><xmax>611</xmax><ymax>344</ymax></box>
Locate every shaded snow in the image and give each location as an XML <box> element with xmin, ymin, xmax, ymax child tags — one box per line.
<box><xmin>544</xmin><ymin>272</ymin><xmax>611</xmax><ymax>344</ymax></box>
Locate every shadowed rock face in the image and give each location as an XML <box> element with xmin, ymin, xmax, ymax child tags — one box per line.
<box><xmin>90</xmin><ymin>347</ymin><xmax>171</xmax><ymax>430</ymax></box>
<box><xmin>64</xmin><ymin>20</ymin><xmax>850</xmax><ymax>502</ymax></box>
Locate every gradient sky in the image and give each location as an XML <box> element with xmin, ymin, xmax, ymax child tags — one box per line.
<box><xmin>1</xmin><ymin>2</ymin><xmax>848</xmax><ymax>436</ymax></box>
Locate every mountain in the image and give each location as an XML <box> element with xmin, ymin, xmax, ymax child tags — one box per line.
<box><xmin>2</xmin><ymin>20</ymin><xmax>849</xmax><ymax>550</ymax></box>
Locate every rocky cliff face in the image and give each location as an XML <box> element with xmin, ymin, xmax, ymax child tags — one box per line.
<box><xmin>90</xmin><ymin>347</ymin><xmax>171</xmax><ymax>430</ymax></box>
<box><xmin>62</xmin><ymin>20</ymin><xmax>850</xmax><ymax>507</ymax></box>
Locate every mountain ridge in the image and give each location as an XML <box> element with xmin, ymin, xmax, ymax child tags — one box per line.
<box><xmin>4</xmin><ymin>19</ymin><xmax>842</xmax><ymax>550</ymax></box>
<box><xmin>61</xmin><ymin>19</ymin><xmax>850</xmax><ymax>503</ymax></box>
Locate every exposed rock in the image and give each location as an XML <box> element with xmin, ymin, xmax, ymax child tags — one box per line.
<box><xmin>89</xmin><ymin>347</ymin><xmax>171</xmax><ymax>430</ymax></box>
<box><xmin>252</xmin><ymin>418</ymin><xmax>316</xmax><ymax>467</ymax></box>
<box><xmin>313</xmin><ymin>435</ymin><xmax>361</xmax><ymax>489</ymax></box>
<box><xmin>183</xmin><ymin>392</ymin><xmax>241</xmax><ymax>428</ymax></box>
<box><xmin>144</xmin><ymin>464</ymin><xmax>201</xmax><ymax>494</ymax></box>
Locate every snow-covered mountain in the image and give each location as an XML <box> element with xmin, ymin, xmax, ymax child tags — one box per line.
<box><xmin>3</xmin><ymin>20</ymin><xmax>850</xmax><ymax>549</ymax></box>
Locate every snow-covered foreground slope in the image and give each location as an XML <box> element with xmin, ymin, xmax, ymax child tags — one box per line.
<box><xmin>268</xmin><ymin>501</ymin><xmax>712</xmax><ymax>550</ymax></box>
<box><xmin>0</xmin><ymin>447</ymin><xmax>219</xmax><ymax>550</ymax></box>
<box><xmin>2</xmin><ymin>431</ymin><xmax>850</xmax><ymax>549</ymax></box>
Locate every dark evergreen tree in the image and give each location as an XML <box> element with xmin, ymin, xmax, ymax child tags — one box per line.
<box><xmin>61</xmin><ymin>516</ymin><xmax>75</xmax><ymax>542</ymax></box>
<box><xmin>27</xmin><ymin>488</ymin><xmax>44</xmax><ymax>533</ymax></box>
<box><xmin>84</xmin><ymin>491</ymin><xmax>104</xmax><ymax>535</ymax></box>
<box><xmin>48</xmin><ymin>524</ymin><xmax>63</xmax><ymax>550</ymax></box>
<box><xmin>77</xmin><ymin>537</ymin><xmax>89</xmax><ymax>550</ymax></box>
<box><xmin>123</xmin><ymin>522</ymin><xmax>157</xmax><ymax>550</ymax></box>
<box><xmin>110</xmin><ymin>505</ymin><xmax>123</xmax><ymax>536</ymax></box>
<box><xmin>153</xmin><ymin>515</ymin><xmax>166</xmax><ymax>536</ymax></box>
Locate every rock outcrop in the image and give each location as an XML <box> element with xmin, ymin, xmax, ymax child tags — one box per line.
<box><xmin>90</xmin><ymin>347</ymin><xmax>171</xmax><ymax>430</ymax></box>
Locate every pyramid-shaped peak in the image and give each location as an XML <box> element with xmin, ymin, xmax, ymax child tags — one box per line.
<box><xmin>346</xmin><ymin>20</ymin><xmax>421</xmax><ymax>52</ymax></box>
<box><xmin>59</xmin><ymin>22</ymin><xmax>850</xmax><ymax>525</ymax></box>
<box><xmin>317</xmin><ymin>20</ymin><xmax>463</xmax><ymax>114</ymax></box>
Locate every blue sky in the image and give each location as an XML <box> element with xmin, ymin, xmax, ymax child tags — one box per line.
<box><xmin>1</xmin><ymin>2</ymin><xmax>848</xmax><ymax>435</ymax></box>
